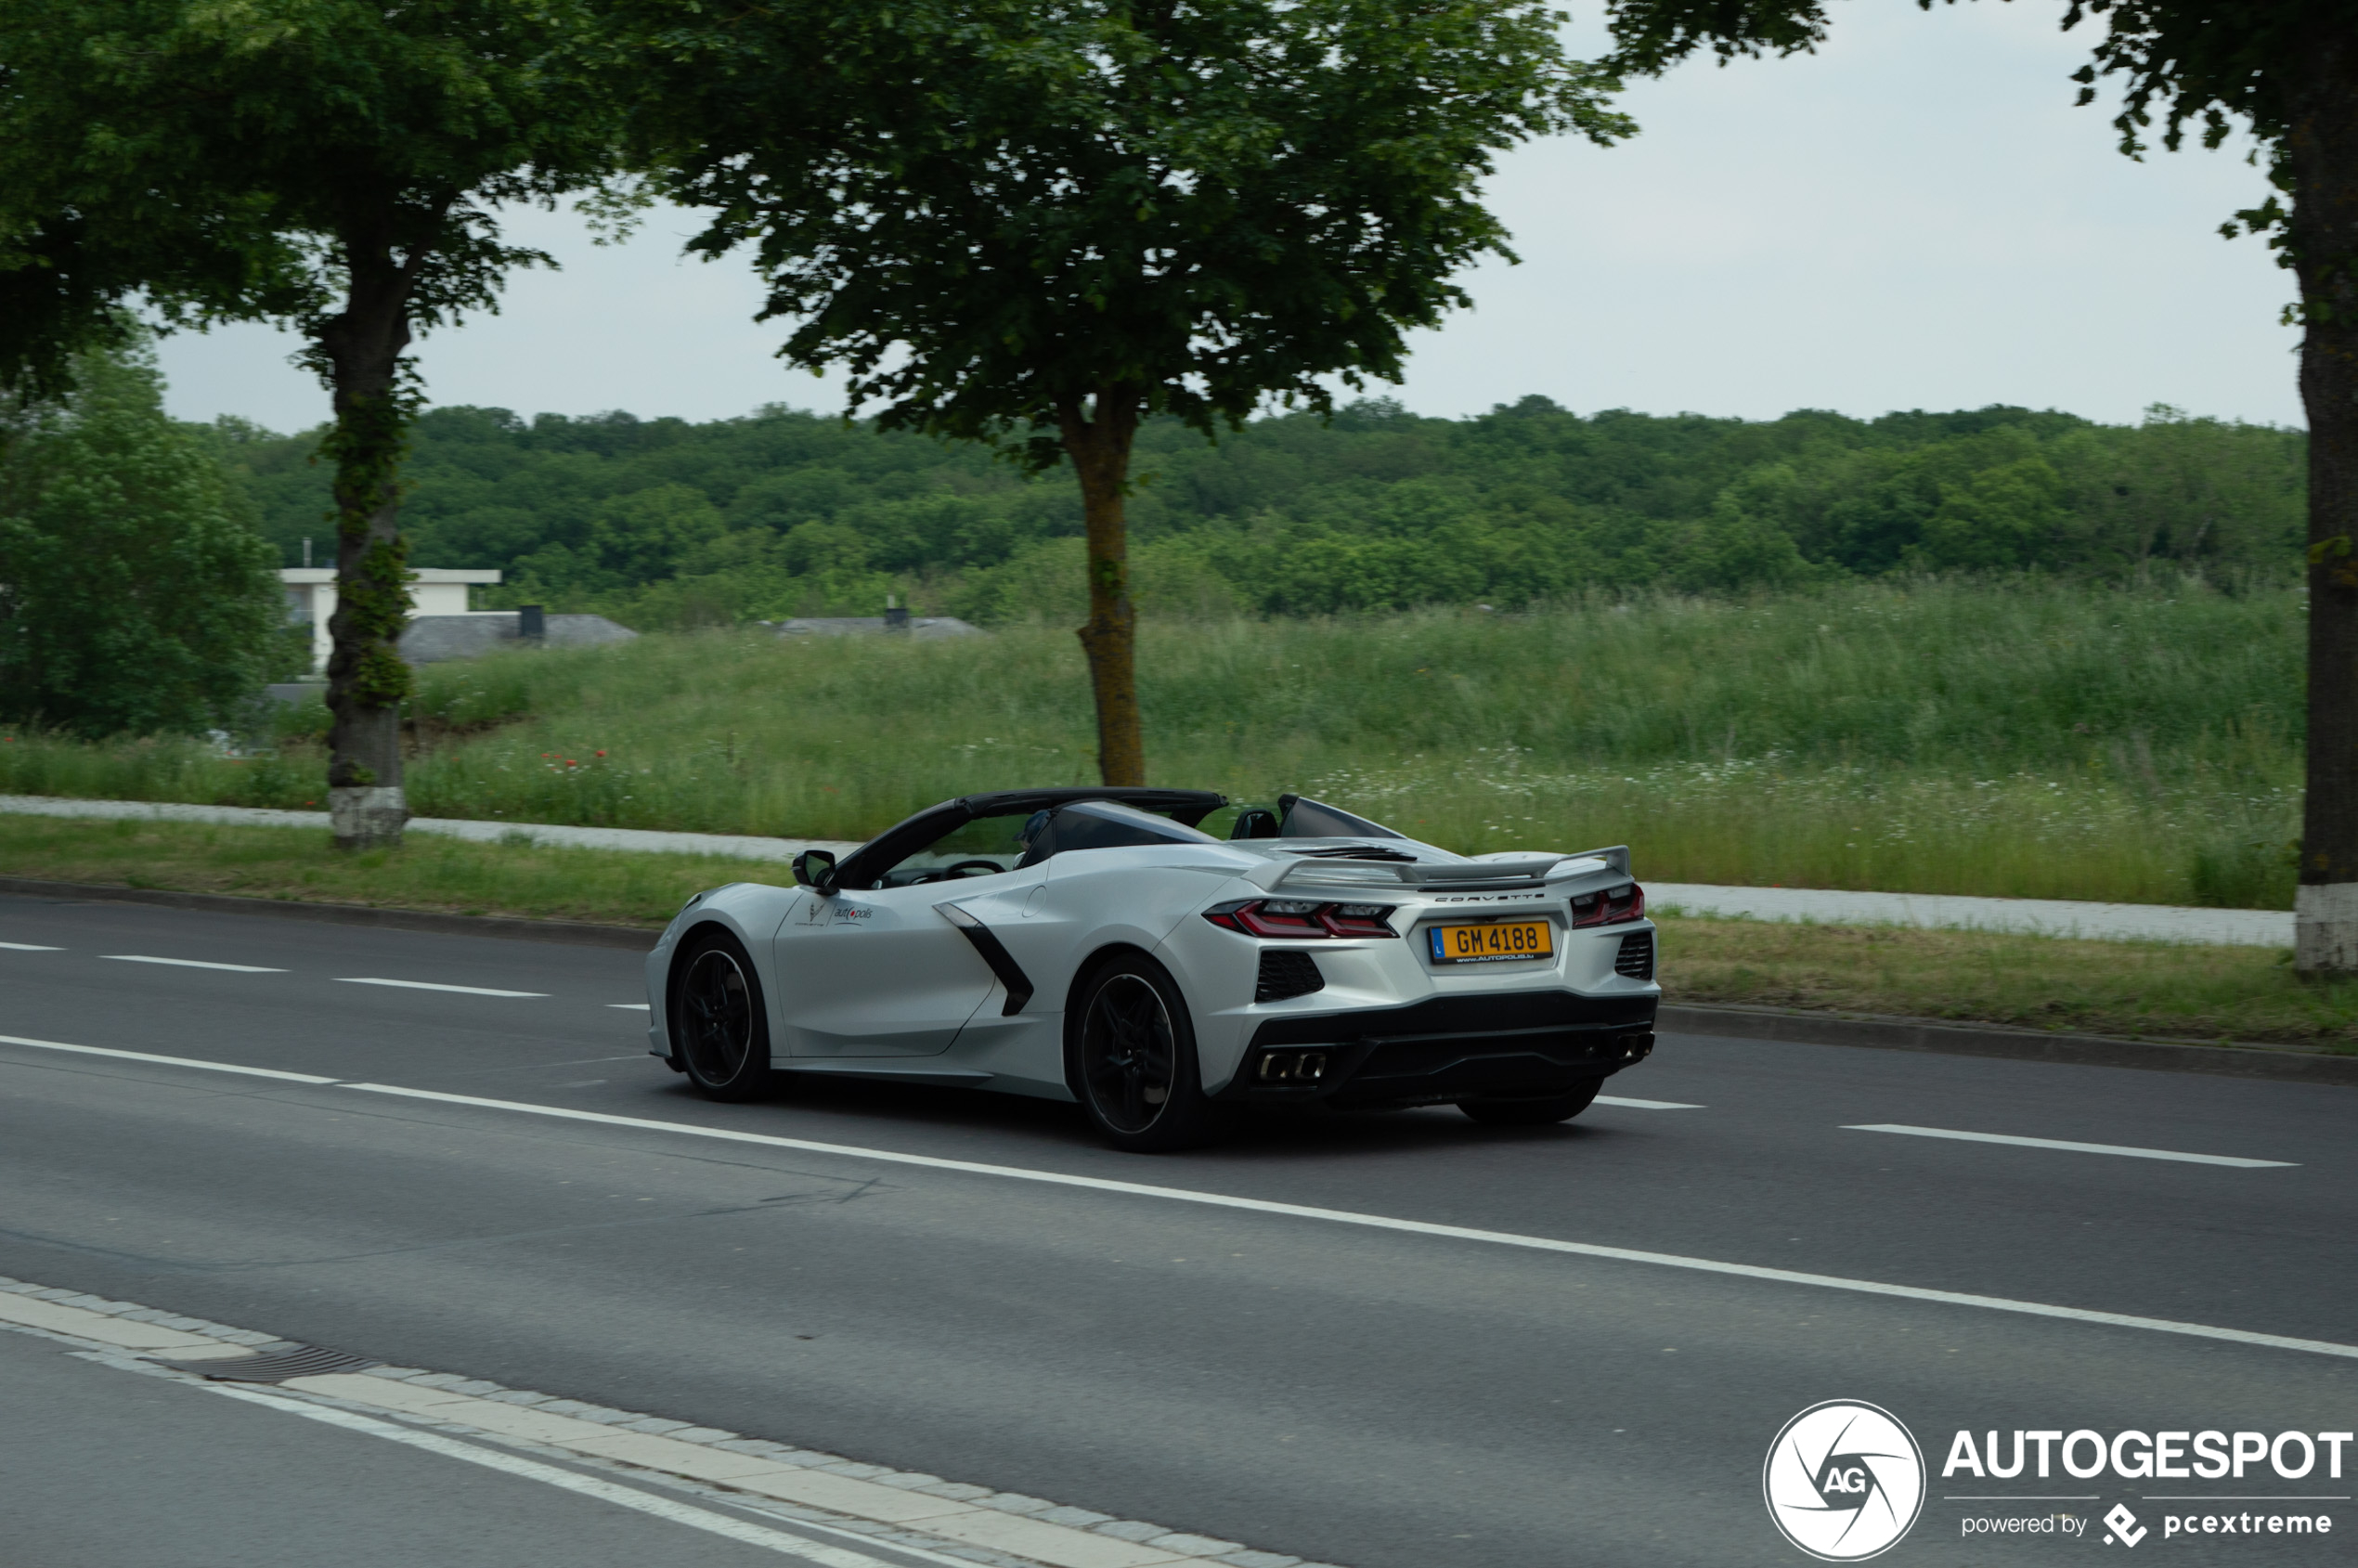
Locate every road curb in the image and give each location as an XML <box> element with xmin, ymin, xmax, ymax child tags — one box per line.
<box><xmin>1659</xmin><ymin>1003</ymin><xmax>2358</xmax><ymax>1087</ymax></box>
<box><xmin>0</xmin><ymin>876</ymin><xmax>662</xmax><ymax>951</ymax></box>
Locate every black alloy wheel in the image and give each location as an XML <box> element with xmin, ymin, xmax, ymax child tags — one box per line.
<box><xmin>1458</xmin><ymin>1078</ymin><xmax>1602</xmax><ymax>1126</ymax></box>
<box><xmin>1069</xmin><ymin>955</ymin><xmax>1217</xmax><ymax>1152</ymax></box>
<box><xmin>672</xmin><ymin>929</ymin><xmax>772</xmax><ymax>1102</ymax></box>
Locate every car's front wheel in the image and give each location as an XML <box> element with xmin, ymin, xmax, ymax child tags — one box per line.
<box><xmin>671</xmin><ymin>927</ymin><xmax>773</xmax><ymax>1102</ymax></box>
<box><xmin>1067</xmin><ymin>953</ymin><xmax>1218</xmax><ymax>1152</ymax></box>
<box><xmin>1458</xmin><ymin>1079</ymin><xmax>1602</xmax><ymax>1126</ymax></box>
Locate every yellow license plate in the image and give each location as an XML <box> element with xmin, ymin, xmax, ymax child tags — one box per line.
<box><xmin>1429</xmin><ymin>920</ymin><xmax>1555</xmax><ymax>964</ymax></box>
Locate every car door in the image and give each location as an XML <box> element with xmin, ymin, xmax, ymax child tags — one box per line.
<box><xmin>771</xmin><ymin>865</ymin><xmax>1043</xmax><ymax>1056</ymax></box>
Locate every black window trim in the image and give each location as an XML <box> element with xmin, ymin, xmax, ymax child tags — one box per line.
<box><xmin>836</xmin><ymin>788</ymin><xmax>1228</xmax><ymax>890</ymax></box>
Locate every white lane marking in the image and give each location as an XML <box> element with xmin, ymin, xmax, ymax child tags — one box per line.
<box><xmin>337</xmin><ymin>978</ymin><xmax>549</xmax><ymax>998</ymax></box>
<box><xmin>0</xmin><ymin>1033</ymin><xmax>338</xmax><ymax>1084</ymax></box>
<box><xmin>0</xmin><ymin>941</ymin><xmax>63</xmax><ymax>951</ymax></box>
<box><xmin>609</xmin><ymin>1004</ymin><xmax>651</xmax><ymax>1011</ymax></box>
<box><xmin>103</xmin><ymin>954</ymin><xmax>286</xmax><ymax>973</ymax></box>
<box><xmin>0</xmin><ymin>1030</ymin><xmax>2341</xmax><ymax>1361</ymax></box>
<box><xmin>203</xmin><ymin>1383</ymin><xmax>897</xmax><ymax>1567</ymax></box>
<box><xmin>1844</xmin><ymin>1123</ymin><xmax>2298</xmax><ymax>1169</ymax></box>
<box><xmin>340</xmin><ymin>1081</ymin><xmax>2358</xmax><ymax>1363</ymax></box>
<box><xmin>1595</xmin><ymin>1095</ymin><xmax>1704</xmax><ymax>1109</ymax></box>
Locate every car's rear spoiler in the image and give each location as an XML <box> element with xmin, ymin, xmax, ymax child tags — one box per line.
<box><xmin>1270</xmin><ymin>845</ymin><xmax>1631</xmax><ymax>892</ymax></box>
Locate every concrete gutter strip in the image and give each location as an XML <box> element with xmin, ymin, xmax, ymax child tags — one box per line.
<box><xmin>1658</xmin><ymin>1004</ymin><xmax>2358</xmax><ymax>1088</ymax></box>
<box><xmin>1647</xmin><ymin>882</ymin><xmax>2290</xmax><ymax>949</ymax></box>
<box><xmin>0</xmin><ymin>796</ymin><xmax>861</xmax><ymax>862</ymax></box>
<box><xmin>407</xmin><ymin>817</ymin><xmax>861</xmax><ymax>862</ymax></box>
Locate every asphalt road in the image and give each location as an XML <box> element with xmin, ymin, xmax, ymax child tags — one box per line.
<box><xmin>2</xmin><ymin>890</ymin><xmax>2351</xmax><ymax>1567</ymax></box>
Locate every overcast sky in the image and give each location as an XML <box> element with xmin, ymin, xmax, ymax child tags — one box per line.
<box><xmin>157</xmin><ymin>2</ymin><xmax>2301</xmax><ymax>436</ymax></box>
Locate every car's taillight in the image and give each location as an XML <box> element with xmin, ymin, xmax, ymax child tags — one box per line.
<box><xmin>1322</xmin><ymin>903</ymin><xmax>1400</xmax><ymax>938</ymax></box>
<box><xmin>1203</xmin><ymin>899</ymin><xmax>1398</xmax><ymax>939</ymax></box>
<box><xmin>1570</xmin><ymin>883</ymin><xmax>1645</xmax><ymax>927</ymax></box>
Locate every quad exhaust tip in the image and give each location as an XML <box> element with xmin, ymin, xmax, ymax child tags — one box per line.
<box><xmin>1257</xmin><ymin>1049</ymin><xmax>1329</xmax><ymax>1083</ymax></box>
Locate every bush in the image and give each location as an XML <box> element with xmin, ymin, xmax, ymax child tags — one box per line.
<box><xmin>0</xmin><ymin>341</ymin><xmax>300</xmax><ymax>736</ymax></box>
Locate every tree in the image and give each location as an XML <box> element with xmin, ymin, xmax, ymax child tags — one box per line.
<box><xmin>0</xmin><ymin>340</ymin><xmax>296</xmax><ymax>737</ymax></box>
<box><xmin>0</xmin><ymin>0</ymin><xmax>627</xmax><ymax>845</ymax></box>
<box><xmin>1601</xmin><ymin>0</ymin><xmax>2358</xmax><ymax>970</ymax></box>
<box><xmin>622</xmin><ymin>0</ymin><xmax>1627</xmax><ymax>784</ymax></box>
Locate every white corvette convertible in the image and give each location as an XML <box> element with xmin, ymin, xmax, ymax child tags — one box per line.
<box><xmin>643</xmin><ymin>788</ymin><xmax>1659</xmax><ymax>1151</ymax></box>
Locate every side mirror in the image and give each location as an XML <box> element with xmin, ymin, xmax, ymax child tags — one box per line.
<box><xmin>1230</xmin><ymin>808</ymin><xmax>1279</xmax><ymax>840</ymax></box>
<box><xmin>792</xmin><ymin>849</ymin><xmax>838</xmax><ymax>894</ymax></box>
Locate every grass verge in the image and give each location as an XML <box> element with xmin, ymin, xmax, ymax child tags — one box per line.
<box><xmin>0</xmin><ymin>581</ymin><xmax>2307</xmax><ymax>907</ymax></box>
<box><xmin>0</xmin><ymin>816</ymin><xmax>719</xmax><ymax>928</ymax></box>
<box><xmin>1663</xmin><ymin>916</ymin><xmax>2357</xmax><ymax>1051</ymax></box>
<box><xmin>3</xmin><ymin>817</ymin><xmax>2352</xmax><ymax>1052</ymax></box>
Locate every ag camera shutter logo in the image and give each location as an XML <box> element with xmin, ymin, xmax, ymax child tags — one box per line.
<box><xmin>1764</xmin><ymin>1400</ymin><xmax>1926</xmax><ymax>1561</ymax></box>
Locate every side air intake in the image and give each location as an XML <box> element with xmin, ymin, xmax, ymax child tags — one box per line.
<box><xmin>1614</xmin><ymin>930</ymin><xmax>1655</xmax><ymax>981</ymax></box>
<box><xmin>1256</xmin><ymin>951</ymin><xmax>1326</xmax><ymax>1003</ymax></box>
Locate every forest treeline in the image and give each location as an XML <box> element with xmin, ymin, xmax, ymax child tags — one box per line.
<box><xmin>210</xmin><ymin>395</ymin><xmax>2306</xmax><ymax>628</ymax></box>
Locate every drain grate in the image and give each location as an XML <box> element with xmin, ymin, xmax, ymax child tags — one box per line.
<box><xmin>172</xmin><ymin>1343</ymin><xmax>381</xmax><ymax>1384</ymax></box>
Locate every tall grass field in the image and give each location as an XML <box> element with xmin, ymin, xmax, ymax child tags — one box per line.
<box><xmin>0</xmin><ymin>580</ymin><xmax>2302</xmax><ymax>908</ymax></box>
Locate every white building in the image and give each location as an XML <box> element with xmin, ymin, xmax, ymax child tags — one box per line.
<box><xmin>279</xmin><ymin>567</ymin><xmax>503</xmax><ymax>675</ymax></box>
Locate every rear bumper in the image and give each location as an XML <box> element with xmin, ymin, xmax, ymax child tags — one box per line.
<box><xmin>1219</xmin><ymin>989</ymin><xmax>1657</xmax><ymax>1108</ymax></box>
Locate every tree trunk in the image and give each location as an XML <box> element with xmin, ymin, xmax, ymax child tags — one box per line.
<box><xmin>317</xmin><ymin>230</ymin><xmax>418</xmax><ymax>850</ymax></box>
<box><xmin>1059</xmin><ymin>385</ymin><xmax>1146</xmax><ymax>787</ymax></box>
<box><xmin>2291</xmin><ymin>37</ymin><xmax>2358</xmax><ymax>972</ymax></box>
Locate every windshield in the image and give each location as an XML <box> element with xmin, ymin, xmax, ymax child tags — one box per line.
<box><xmin>871</xmin><ymin>810</ymin><xmax>1038</xmax><ymax>888</ymax></box>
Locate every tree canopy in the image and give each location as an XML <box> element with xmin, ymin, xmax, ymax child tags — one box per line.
<box><xmin>619</xmin><ymin>0</ymin><xmax>1627</xmax><ymax>783</ymax></box>
<box><xmin>0</xmin><ymin>0</ymin><xmax>630</xmax><ymax>845</ymax></box>
<box><xmin>214</xmin><ymin>395</ymin><xmax>2305</xmax><ymax>627</ymax></box>
<box><xmin>1599</xmin><ymin>1</ymin><xmax>2358</xmax><ymax>963</ymax></box>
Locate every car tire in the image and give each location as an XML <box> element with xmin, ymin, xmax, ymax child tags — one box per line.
<box><xmin>1458</xmin><ymin>1079</ymin><xmax>1602</xmax><ymax>1126</ymax></box>
<box><xmin>1067</xmin><ymin>952</ymin><xmax>1219</xmax><ymax>1153</ymax></box>
<box><xmin>670</xmin><ymin>927</ymin><xmax>773</xmax><ymax>1103</ymax></box>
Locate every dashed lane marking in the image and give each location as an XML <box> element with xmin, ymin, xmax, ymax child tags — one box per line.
<box><xmin>0</xmin><ymin>941</ymin><xmax>62</xmax><ymax>951</ymax></box>
<box><xmin>1843</xmin><ymin>1123</ymin><xmax>2298</xmax><ymax>1169</ymax></box>
<box><xmin>1595</xmin><ymin>1095</ymin><xmax>1704</xmax><ymax>1109</ymax></box>
<box><xmin>103</xmin><ymin>954</ymin><xmax>286</xmax><ymax>973</ymax></box>
<box><xmin>610</xmin><ymin>1004</ymin><xmax>652</xmax><ymax>1011</ymax></box>
<box><xmin>2</xmin><ymin>1032</ymin><xmax>2348</xmax><ymax>1362</ymax></box>
<box><xmin>337</xmin><ymin>978</ymin><xmax>550</xmax><ymax>998</ymax></box>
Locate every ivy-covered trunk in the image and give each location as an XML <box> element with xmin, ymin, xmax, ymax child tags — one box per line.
<box><xmin>1060</xmin><ymin>385</ymin><xmax>1147</xmax><ymax>787</ymax></box>
<box><xmin>317</xmin><ymin>234</ymin><xmax>417</xmax><ymax>850</ymax></box>
<box><xmin>2292</xmin><ymin>33</ymin><xmax>2358</xmax><ymax>972</ymax></box>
